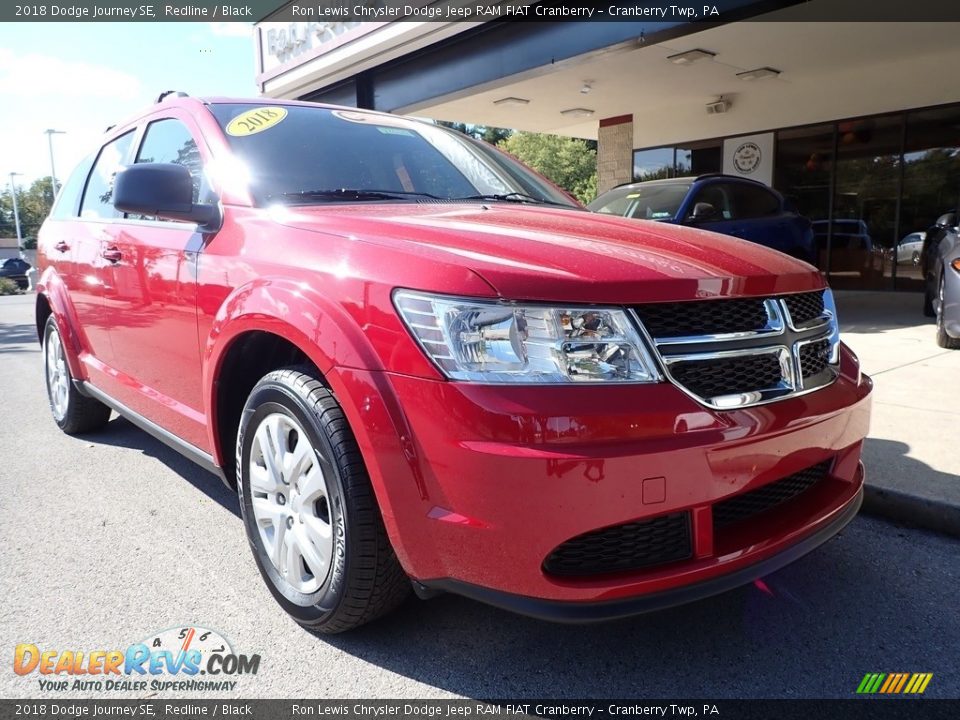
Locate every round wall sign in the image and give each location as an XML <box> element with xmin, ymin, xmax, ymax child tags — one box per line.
<box><xmin>733</xmin><ymin>142</ymin><xmax>762</xmax><ymax>174</ymax></box>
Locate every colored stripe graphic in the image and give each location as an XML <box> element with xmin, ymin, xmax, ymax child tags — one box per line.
<box><xmin>856</xmin><ymin>673</ymin><xmax>932</xmax><ymax>694</ymax></box>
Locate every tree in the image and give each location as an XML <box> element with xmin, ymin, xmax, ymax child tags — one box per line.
<box><xmin>437</xmin><ymin>121</ymin><xmax>513</xmax><ymax>145</ymax></box>
<box><xmin>497</xmin><ymin>131</ymin><xmax>598</xmax><ymax>204</ymax></box>
<box><xmin>0</xmin><ymin>176</ymin><xmax>57</xmax><ymax>243</ymax></box>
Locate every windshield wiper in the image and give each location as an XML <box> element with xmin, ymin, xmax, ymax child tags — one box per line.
<box><xmin>271</xmin><ymin>188</ymin><xmax>444</xmax><ymax>203</ymax></box>
<box><xmin>453</xmin><ymin>192</ymin><xmax>572</xmax><ymax>207</ymax></box>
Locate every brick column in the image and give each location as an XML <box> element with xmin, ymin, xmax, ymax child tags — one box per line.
<box><xmin>597</xmin><ymin>114</ymin><xmax>634</xmax><ymax>194</ymax></box>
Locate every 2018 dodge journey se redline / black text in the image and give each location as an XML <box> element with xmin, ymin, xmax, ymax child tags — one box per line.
<box><xmin>37</xmin><ymin>95</ymin><xmax>872</xmax><ymax>632</ymax></box>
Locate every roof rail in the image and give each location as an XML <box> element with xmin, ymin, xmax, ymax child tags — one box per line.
<box><xmin>156</xmin><ymin>90</ymin><xmax>189</xmax><ymax>103</ymax></box>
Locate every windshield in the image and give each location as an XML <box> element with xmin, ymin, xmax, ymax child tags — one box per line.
<box><xmin>207</xmin><ymin>103</ymin><xmax>578</xmax><ymax>209</ymax></box>
<box><xmin>588</xmin><ymin>182</ymin><xmax>691</xmax><ymax>221</ymax></box>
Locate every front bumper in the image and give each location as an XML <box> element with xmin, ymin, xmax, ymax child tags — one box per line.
<box><xmin>337</xmin><ymin>342</ymin><xmax>872</xmax><ymax>610</ymax></box>
<box><xmin>422</xmin><ymin>483</ymin><xmax>862</xmax><ymax>622</ymax></box>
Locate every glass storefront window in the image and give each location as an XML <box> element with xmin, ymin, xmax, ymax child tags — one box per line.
<box><xmin>633</xmin><ymin>147</ymin><xmax>674</xmax><ymax>181</ymax></box>
<box><xmin>832</xmin><ymin>115</ymin><xmax>902</xmax><ymax>289</ymax></box>
<box><xmin>633</xmin><ymin>104</ymin><xmax>960</xmax><ymax>293</ymax></box>
<box><xmin>675</xmin><ymin>142</ymin><xmax>721</xmax><ymax>176</ymax></box>
<box><xmin>899</xmin><ymin>107</ymin><xmax>960</xmax><ymax>290</ymax></box>
<box><xmin>775</xmin><ymin>124</ymin><xmax>835</xmax><ymax>273</ymax></box>
<box><xmin>633</xmin><ymin>142</ymin><xmax>721</xmax><ymax>182</ymax></box>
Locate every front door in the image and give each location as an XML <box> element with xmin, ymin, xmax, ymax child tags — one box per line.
<box><xmin>101</xmin><ymin>114</ymin><xmax>213</xmax><ymax>451</ymax></box>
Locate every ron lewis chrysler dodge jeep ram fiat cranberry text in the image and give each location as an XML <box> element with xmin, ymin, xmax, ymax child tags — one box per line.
<box><xmin>36</xmin><ymin>96</ymin><xmax>872</xmax><ymax>632</ymax></box>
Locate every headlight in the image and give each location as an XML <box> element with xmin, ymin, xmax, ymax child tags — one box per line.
<box><xmin>393</xmin><ymin>291</ymin><xmax>660</xmax><ymax>383</ymax></box>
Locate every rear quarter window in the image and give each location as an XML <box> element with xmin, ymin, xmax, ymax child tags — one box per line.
<box><xmin>49</xmin><ymin>154</ymin><xmax>95</xmax><ymax>220</ymax></box>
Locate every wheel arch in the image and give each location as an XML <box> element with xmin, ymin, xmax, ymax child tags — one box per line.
<box><xmin>203</xmin><ymin>277</ymin><xmax>385</xmax><ymax>488</ymax></box>
<box><xmin>35</xmin><ymin>268</ymin><xmax>87</xmax><ymax>381</ymax></box>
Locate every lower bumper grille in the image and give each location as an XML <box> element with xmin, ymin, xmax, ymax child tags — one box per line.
<box><xmin>543</xmin><ymin>512</ymin><xmax>692</xmax><ymax>577</ymax></box>
<box><xmin>713</xmin><ymin>460</ymin><xmax>832</xmax><ymax>529</ymax></box>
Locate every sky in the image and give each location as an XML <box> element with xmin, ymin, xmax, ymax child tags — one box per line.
<box><xmin>1</xmin><ymin>22</ymin><xmax>256</xmax><ymax>189</ymax></box>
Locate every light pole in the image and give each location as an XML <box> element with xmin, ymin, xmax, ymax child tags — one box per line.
<box><xmin>44</xmin><ymin>129</ymin><xmax>66</xmax><ymax>198</ymax></box>
<box><xmin>8</xmin><ymin>172</ymin><xmax>23</xmax><ymax>246</ymax></box>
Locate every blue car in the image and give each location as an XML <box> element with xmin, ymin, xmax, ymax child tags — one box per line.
<box><xmin>588</xmin><ymin>174</ymin><xmax>815</xmax><ymax>264</ymax></box>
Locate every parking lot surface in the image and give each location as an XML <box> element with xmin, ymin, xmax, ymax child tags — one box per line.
<box><xmin>1</xmin><ymin>293</ymin><xmax>958</xmax><ymax>699</ymax></box>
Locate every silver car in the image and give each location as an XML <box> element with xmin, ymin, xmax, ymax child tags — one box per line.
<box><xmin>896</xmin><ymin>231</ymin><xmax>925</xmax><ymax>266</ymax></box>
<box><xmin>930</xmin><ymin>225</ymin><xmax>960</xmax><ymax>349</ymax></box>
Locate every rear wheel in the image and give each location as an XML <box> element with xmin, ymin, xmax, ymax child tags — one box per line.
<box><xmin>935</xmin><ymin>273</ymin><xmax>960</xmax><ymax>349</ymax></box>
<box><xmin>236</xmin><ymin>367</ymin><xmax>409</xmax><ymax>633</ymax></box>
<box><xmin>43</xmin><ymin>316</ymin><xmax>112</xmax><ymax>434</ymax></box>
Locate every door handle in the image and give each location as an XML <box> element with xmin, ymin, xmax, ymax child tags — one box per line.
<box><xmin>101</xmin><ymin>246</ymin><xmax>122</xmax><ymax>263</ymax></box>
<box><xmin>54</xmin><ymin>240</ymin><xmax>70</xmax><ymax>252</ymax></box>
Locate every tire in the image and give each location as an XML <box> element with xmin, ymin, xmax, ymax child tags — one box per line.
<box><xmin>236</xmin><ymin>366</ymin><xmax>409</xmax><ymax>633</ymax></box>
<box><xmin>43</xmin><ymin>315</ymin><xmax>112</xmax><ymax>434</ymax></box>
<box><xmin>935</xmin><ymin>273</ymin><xmax>960</xmax><ymax>349</ymax></box>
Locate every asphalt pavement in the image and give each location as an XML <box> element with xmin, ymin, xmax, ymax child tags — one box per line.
<box><xmin>1</xmin><ymin>293</ymin><xmax>958</xmax><ymax>700</ymax></box>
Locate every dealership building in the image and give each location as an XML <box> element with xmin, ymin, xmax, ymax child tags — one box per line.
<box><xmin>254</xmin><ymin>0</ymin><xmax>960</xmax><ymax>292</ymax></box>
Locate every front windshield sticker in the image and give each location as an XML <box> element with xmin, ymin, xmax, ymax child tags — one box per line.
<box><xmin>226</xmin><ymin>107</ymin><xmax>288</xmax><ymax>137</ymax></box>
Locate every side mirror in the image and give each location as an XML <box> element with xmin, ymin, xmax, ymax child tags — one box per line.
<box><xmin>688</xmin><ymin>202</ymin><xmax>719</xmax><ymax>223</ymax></box>
<box><xmin>113</xmin><ymin>163</ymin><xmax>221</xmax><ymax>230</ymax></box>
<box><xmin>935</xmin><ymin>212</ymin><xmax>957</xmax><ymax>229</ymax></box>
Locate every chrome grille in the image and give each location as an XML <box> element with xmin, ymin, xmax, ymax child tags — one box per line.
<box><xmin>634</xmin><ymin>290</ymin><xmax>840</xmax><ymax>409</ymax></box>
<box><xmin>668</xmin><ymin>352</ymin><xmax>784</xmax><ymax>399</ymax></box>
<box><xmin>799</xmin><ymin>338</ymin><xmax>831</xmax><ymax>378</ymax></box>
<box><xmin>634</xmin><ymin>298</ymin><xmax>769</xmax><ymax>338</ymax></box>
<box><xmin>784</xmin><ymin>291</ymin><xmax>827</xmax><ymax>328</ymax></box>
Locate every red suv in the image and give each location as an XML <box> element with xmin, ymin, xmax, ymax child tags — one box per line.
<box><xmin>37</xmin><ymin>96</ymin><xmax>872</xmax><ymax>632</ymax></box>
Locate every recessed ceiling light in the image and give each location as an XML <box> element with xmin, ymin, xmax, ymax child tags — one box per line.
<box><xmin>667</xmin><ymin>49</ymin><xmax>716</xmax><ymax>65</ymax></box>
<box><xmin>560</xmin><ymin>108</ymin><xmax>595</xmax><ymax>118</ymax></box>
<box><xmin>737</xmin><ymin>67</ymin><xmax>781</xmax><ymax>81</ymax></box>
<box><xmin>493</xmin><ymin>96</ymin><xmax>530</xmax><ymax>106</ymax></box>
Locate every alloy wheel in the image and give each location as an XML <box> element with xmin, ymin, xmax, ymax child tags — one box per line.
<box><xmin>46</xmin><ymin>329</ymin><xmax>70</xmax><ymax>421</ymax></box>
<box><xmin>248</xmin><ymin>412</ymin><xmax>334</xmax><ymax>594</ymax></box>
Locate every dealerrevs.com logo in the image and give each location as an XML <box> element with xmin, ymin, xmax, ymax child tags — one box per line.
<box><xmin>13</xmin><ymin>626</ymin><xmax>260</xmax><ymax>693</ymax></box>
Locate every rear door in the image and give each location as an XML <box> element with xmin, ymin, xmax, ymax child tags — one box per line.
<box><xmin>99</xmin><ymin>113</ymin><xmax>212</xmax><ymax>450</ymax></box>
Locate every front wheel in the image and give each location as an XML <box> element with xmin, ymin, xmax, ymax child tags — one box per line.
<box><xmin>43</xmin><ymin>315</ymin><xmax>111</xmax><ymax>434</ymax></box>
<box><xmin>236</xmin><ymin>367</ymin><xmax>409</xmax><ymax>633</ymax></box>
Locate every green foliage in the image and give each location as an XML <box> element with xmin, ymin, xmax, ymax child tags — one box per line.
<box><xmin>497</xmin><ymin>132</ymin><xmax>598</xmax><ymax>204</ymax></box>
<box><xmin>437</xmin><ymin>121</ymin><xmax>512</xmax><ymax>145</ymax></box>
<box><xmin>0</xmin><ymin>176</ymin><xmax>57</xmax><ymax>240</ymax></box>
<box><xmin>0</xmin><ymin>278</ymin><xmax>20</xmax><ymax>295</ymax></box>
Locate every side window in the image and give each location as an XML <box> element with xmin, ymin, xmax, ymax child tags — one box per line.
<box><xmin>135</xmin><ymin>119</ymin><xmax>205</xmax><ymax>205</ymax></box>
<box><xmin>80</xmin><ymin>132</ymin><xmax>135</xmax><ymax>219</ymax></box>
<box><xmin>691</xmin><ymin>183</ymin><xmax>733</xmax><ymax>220</ymax></box>
<box><xmin>730</xmin><ymin>184</ymin><xmax>781</xmax><ymax>220</ymax></box>
<box><xmin>50</xmin><ymin>153</ymin><xmax>95</xmax><ymax>220</ymax></box>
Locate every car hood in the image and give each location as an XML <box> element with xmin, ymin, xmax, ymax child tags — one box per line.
<box><xmin>270</xmin><ymin>203</ymin><xmax>824</xmax><ymax>303</ymax></box>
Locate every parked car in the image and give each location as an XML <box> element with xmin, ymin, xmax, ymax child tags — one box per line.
<box><xmin>37</xmin><ymin>95</ymin><xmax>872</xmax><ymax>633</ymax></box>
<box><xmin>587</xmin><ymin>175</ymin><xmax>816</xmax><ymax>263</ymax></box>
<box><xmin>0</xmin><ymin>257</ymin><xmax>31</xmax><ymax>289</ymax></box>
<box><xmin>895</xmin><ymin>231</ymin><xmax>925</xmax><ymax>266</ymax></box>
<box><xmin>922</xmin><ymin>210</ymin><xmax>956</xmax><ymax>317</ymax></box>
<box><xmin>925</xmin><ymin>223</ymin><xmax>960</xmax><ymax>349</ymax></box>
